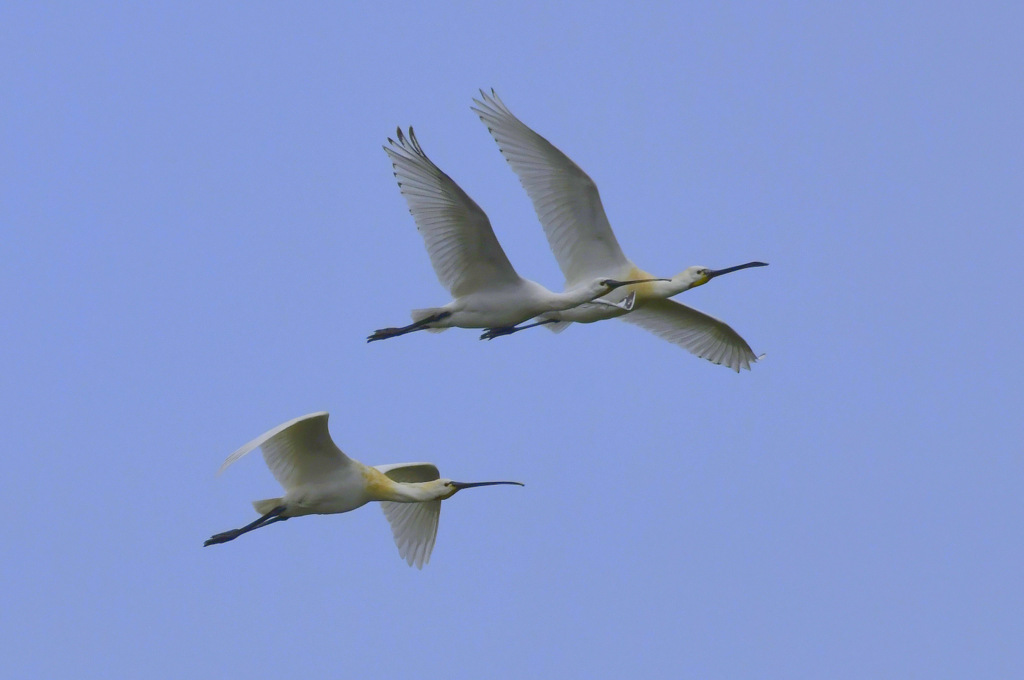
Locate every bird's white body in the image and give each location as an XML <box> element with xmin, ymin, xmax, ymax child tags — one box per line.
<box><xmin>369</xmin><ymin>128</ymin><xmax>662</xmax><ymax>341</ymax></box>
<box><xmin>472</xmin><ymin>90</ymin><xmax>768</xmax><ymax>371</ymax></box>
<box><xmin>268</xmin><ymin>465</ymin><xmax>384</xmax><ymax>517</ymax></box>
<box><xmin>415</xmin><ymin>275</ymin><xmax>625</xmax><ymax>330</ymax></box>
<box><xmin>206</xmin><ymin>412</ymin><xmax>522</xmax><ymax>568</ymax></box>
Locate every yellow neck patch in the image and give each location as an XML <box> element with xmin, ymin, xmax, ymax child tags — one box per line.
<box><xmin>626</xmin><ymin>265</ymin><xmax>664</xmax><ymax>300</ymax></box>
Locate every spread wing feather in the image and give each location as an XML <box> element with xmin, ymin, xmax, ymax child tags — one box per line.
<box><xmin>385</xmin><ymin>128</ymin><xmax>520</xmax><ymax>297</ymax></box>
<box><xmin>217</xmin><ymin>412</ymin><xmax>352</xmax><ymax>492</ymax></box>
<box><xmin>378</xmin><ymin>499</ymin><xmax>441</xmax><ymax>569</ymax></box>
<box><xmin>472</xmin><ymin>90</ymin><xmax>630</xmax><ymax>286</ymax></box>
<box><xmin>621</xmin><ymin>299</ymin><xmax>759</xmax><ymax>372</ymax></box>
<box><xmin>374</xmin><ymin>462</ymin><xmax>443</xmax><ymax>569</ymax></box>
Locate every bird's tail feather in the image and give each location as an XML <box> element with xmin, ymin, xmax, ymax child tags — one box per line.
<box><xmin>253</xmin><ymin>498</ymin><xmax>284</xmax><ymax>515</ymax></box>
<box><xmin>411</xmin><ymin>308</ymin><xmax>448</xmax><ymax>333</ymax></box>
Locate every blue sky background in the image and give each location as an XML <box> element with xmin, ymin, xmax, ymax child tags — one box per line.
<box><xmin>3</xmin><ymin>2</ymin><xmax>1022</xmax><ymax>677</ymax></box>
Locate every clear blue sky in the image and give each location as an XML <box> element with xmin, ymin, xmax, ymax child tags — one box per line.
<box><xmin>3</xmin><ymin>2</ymin><xmax>1022</xmax><ymax>677</ymax></box>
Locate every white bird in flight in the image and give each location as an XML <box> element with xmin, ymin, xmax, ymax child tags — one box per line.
<box><xmin>367</xmin><ymin>127</ymin><xmax>666</xmax><ymax>342</ymax></box>
<box><xmin>204</xmin><ymin>412</ymin><xmax>523</xmax><ymax>568</ymax></box>
<box><xmin>472</xmin><ymin>90</ymin><xmax>768</xmax><ymax>371</ymax></box>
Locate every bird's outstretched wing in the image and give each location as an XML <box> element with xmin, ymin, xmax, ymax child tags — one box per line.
<box><xmin>378</xmin><ymin>499</ymin><xmax>440</xmax><ymax>569</ymax></box>
<box><xmin>385</xmin><ymin>127</ymin><xmax>520</xmax><ymax>298</ymax></box>
<box><xmin>472</xmin><ymin>90</ymin><xmax>630</xmax><ymax>286</ymax></box>
<box><xmin>373</xmin><ymin>462</ymin><xmax>442</xmax><ymax>569</ymax></box>
<box><xmin>217</xmin><ymin>412</ymin><xmax>352</xmax><ymax>492</ymax></box>
<box><xmin>620</xmin><ymin>299</ymin><xmax>760</xmax><ymax>372</ymax></box>
<box><xmin>374</xmin><ymin>462</ymin><xmax>441</xmax><ymax>482</ymax></box>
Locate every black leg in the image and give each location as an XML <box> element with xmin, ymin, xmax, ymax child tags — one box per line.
<box><xmin>367</xmin><ymin>311</ymin><xmax>451</xmax><ymax>342</ymax></box>
<box><xmin>481</xmin><ymin>318</ymin><xmax>557</xmax><ymax>340</ymax></box>
<box><xmin>204</xmin><ymin>505</ymin><xmax>287</xmax><ymax>547</ymax></box>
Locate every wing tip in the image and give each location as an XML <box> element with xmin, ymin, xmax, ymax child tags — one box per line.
<box><xmin>216</xmin><ymin>411</ymin><xmax>332</xmax><ymax>475</ymax></box>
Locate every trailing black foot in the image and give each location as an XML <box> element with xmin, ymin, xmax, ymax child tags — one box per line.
<box><xmin>481</xmin><ymin>318</ymin><xmax>557</xmax><ymax>340</ymax></box>
<box><xmin>481</xmin><ymin>327</ymin><xmax>516</xmax><ymax>340</ymax></box>
<box><xmin>204</xmin><ymin>530</ymin><xmax>240</xmax><ymax>547</ymax></box>
<box><xmin>203</xmin><ymin>505</ymin><xmax>287</xmax><ymax>547</ymax></box>
<box><xmin>367</xmin><ymin>328</ymin><xmax>403</xmax><ymax>342</ymax></box>
<box><xmin>367</xmin><ymin>311</ymin><xmax>452</xmax><ymax>343</ymax></box>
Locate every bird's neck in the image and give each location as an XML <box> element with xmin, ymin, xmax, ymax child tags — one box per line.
<box><xmin>647</xmin><ymin>277</ymin><xmax>690</xmax><ymax>298</ymax></box>
<box><xmin>551</xmin><ymin>284</ymin><xmax>602</xmax><ymax>311</ymax></box>
<box><xmin>380</xmin><ymin>480</ymin><xmax>446</xmax><ymax>503</ymax></box>
<box><xmin>362</xmin><ymin>468</ymin><xmax>442</xmax><ymax>503</ymax></box>
<box><xmin>621</xmin><ymin>265</ymin><xmax>686</xmax><ymax>301</ymax></box>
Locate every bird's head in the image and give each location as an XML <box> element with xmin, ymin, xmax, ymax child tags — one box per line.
<box><xmin>673</xmin><ymin>261</ymin><xmax>768</xmax><ymax>292</ymax></box>
<box><xmin>673</xmin><ymin>266</ymin><xmax>713</xmax><ymax>291</ymax></box>
<box><xmin>434</xmin><ymin>479</ymin><xmax>525</xmax><ymax>500</ymax></box>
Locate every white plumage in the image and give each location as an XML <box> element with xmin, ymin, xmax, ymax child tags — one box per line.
<box><xmin>206</xmin><ymin>412</ymin><xmax>522</xmax><ymax>568</ymax></box>
<box><xmin>368</xmin><ymin>127</ymin><xmax>666</xmax><ymax>342</ymax></box>
<box><xmin>472</xmin><ymin>90</ymin><xmax>768</xmax><ymax>371</ymax></box>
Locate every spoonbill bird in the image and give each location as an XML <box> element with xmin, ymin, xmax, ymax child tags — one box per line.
<box><xmin>367</xmin><ymin>127</ymin><xmax>666</xmax><ymax>342</ymax></box>
<box><xmin>472</xmin><ymin>90</ymin><xmax>768</xmax><ymax>371</ymax></box>
<box><xmin>204</xmin><ymin>412</ymin><xmax>523</xmax><ymax>568</ymax></box>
